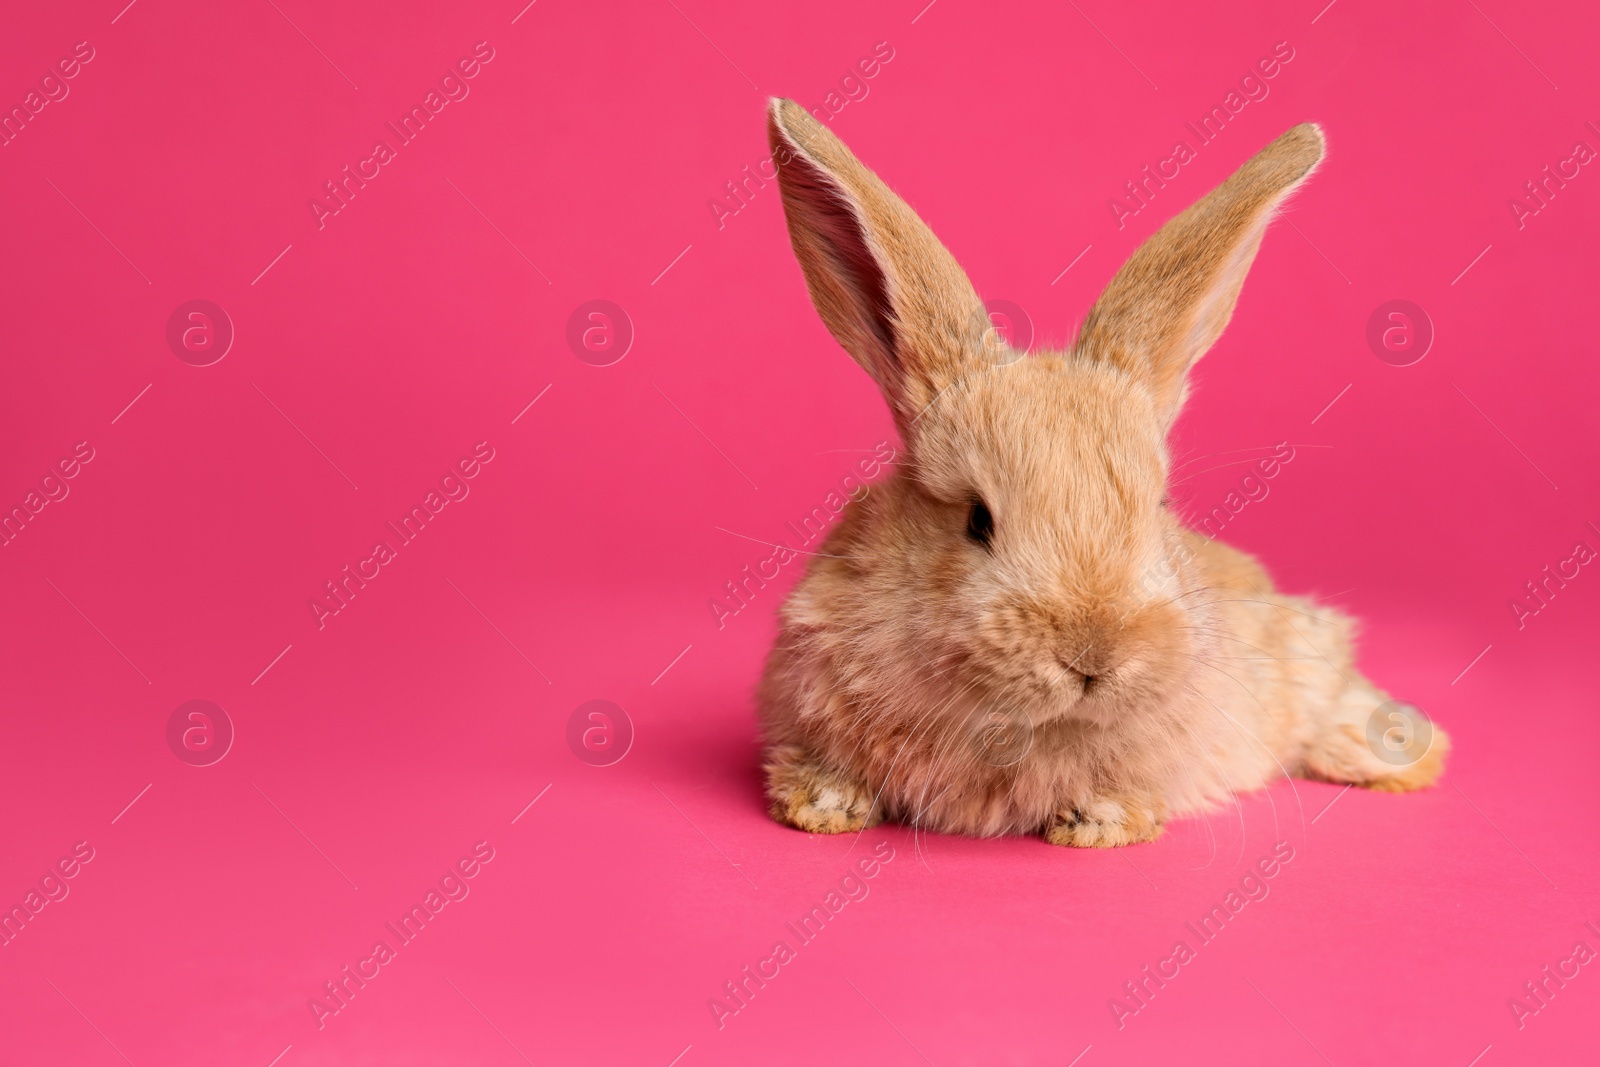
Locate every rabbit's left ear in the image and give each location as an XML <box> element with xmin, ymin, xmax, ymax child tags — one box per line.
<box><xmin>1076</xmin><ymin>124</ymin><xmax>1325</xmax><ymax>428</ymax></box>
<box><xmin>768</xmin><ymin>98</ymin><xmax>985</xmax><ymax>433</ymax></box>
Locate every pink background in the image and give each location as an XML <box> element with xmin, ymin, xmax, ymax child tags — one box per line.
<box><xmin>2</xmin><ymin>1</ymin><xmax>1597</xmax><ymax>1064</ymax></box>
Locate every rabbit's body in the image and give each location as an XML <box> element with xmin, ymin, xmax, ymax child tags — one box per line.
<box><xmin>761</xmin><ymin>494</ymin><xmax>1440</xmax><ymax>845</ymax></box>
<box><xmin>757</xmin><ymin>100</ymin><xmax>1446</xmax><ymax>846</ymax></box>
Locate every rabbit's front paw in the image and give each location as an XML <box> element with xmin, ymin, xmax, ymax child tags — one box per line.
<box><xmin>764</xmin><ymin>744</ymin><xmax>881</xmax><ymax>834</ymax></box>
<box><xmin>1046</xmin><ymin>794</ymin><xmax>1166</xmax><ymax>848</ymax></box>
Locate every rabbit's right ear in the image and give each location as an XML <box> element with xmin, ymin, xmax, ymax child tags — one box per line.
<box><xmin>768</xmin><ymin>98</ymin><xmax>984</xmax><ymax>432</ymax></box>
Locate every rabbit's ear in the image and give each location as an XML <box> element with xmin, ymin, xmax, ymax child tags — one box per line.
<box><xmin>1077</xmin><ymin>124</ymin><xmax>1325</xmax><ymax>427</ymax></box>
<box><xmin>768</xmin><ymin>98</ymin><xmax>984</xmax><ymax>429</ymax></box>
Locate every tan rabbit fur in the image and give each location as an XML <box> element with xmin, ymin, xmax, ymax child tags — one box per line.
<box><xmin>758</xmin><ymin>99</ymin><xmax>1448</xmax><ymax>847</ymax></box>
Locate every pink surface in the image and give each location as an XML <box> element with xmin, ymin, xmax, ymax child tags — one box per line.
<box><xmin>2</xmin><ymin>1</ymin><xmax>1597</xmax><ymax>1064</ymax></box>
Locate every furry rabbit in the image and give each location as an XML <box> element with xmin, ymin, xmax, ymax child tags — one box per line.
<box><xmin>757</xmin><ymin>98</ymin><xmax>1448</xmax><ymax>847</ymax></box>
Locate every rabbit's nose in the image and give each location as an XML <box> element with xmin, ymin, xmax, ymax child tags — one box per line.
<box><xmin>1059</xmin><ymin>644</ymin><xmax>1102</xmax><ymax>689</ymax></box>
<box><xmin>1059</xmin><ymin>638</ymin><xmax>1125</xmax><ymax>684</ymax></box>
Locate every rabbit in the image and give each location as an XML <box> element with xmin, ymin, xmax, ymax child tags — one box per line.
<box><xmin>757</xmin><ymin>98</ymin><xmax>1448</xmax><ymax>847</ymax></box>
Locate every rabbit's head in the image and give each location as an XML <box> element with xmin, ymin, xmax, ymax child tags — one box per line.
<box><xmin>767</xmin><ymin>99</ymin><xmax>1323</xmax><ymax>730</ymax></box>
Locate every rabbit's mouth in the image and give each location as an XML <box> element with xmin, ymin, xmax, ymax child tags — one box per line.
<box><xmin>959</xmin><ymin>660</ymin><xmax>1105</xmax><ymax>731</ymax></box>
<box><xmin>933</xmin><ymin>588</ymin><xmax>1196</xmax><ymax>738</ymax></box>
<box><xmin>1024</xmin><ymin>640</ymin><xmax>1184</xmax><ymax>729</ymax></box>
<box><xmin>967</xmin><ymin>638</ymin><xmax>1124</xmax><ymax>717</ymax></box>
<box><xmin>1038</xmin><ymin>673</ymin><xmax>1119</xmax><ymax>726</ymax></box>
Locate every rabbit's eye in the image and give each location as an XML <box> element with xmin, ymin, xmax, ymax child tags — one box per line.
<box><xmin>966</xmin><ymin>499</ymin><xmax>994</xmax><ymax>547</ymax></box>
